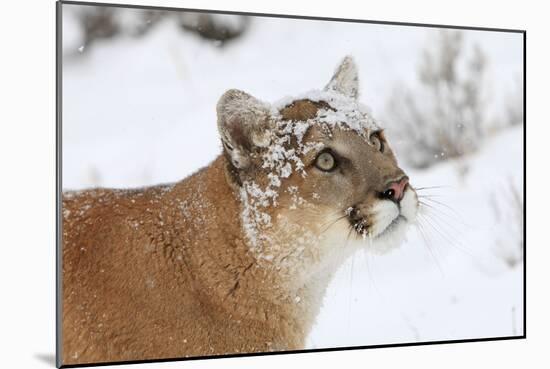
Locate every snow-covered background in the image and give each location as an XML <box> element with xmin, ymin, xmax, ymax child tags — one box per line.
<box><xmin>62</xmin><ymin>4</ymin><xmax>524</xmax><ymax>350</ymax></box>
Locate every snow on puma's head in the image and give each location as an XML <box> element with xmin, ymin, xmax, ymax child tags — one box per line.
<box><xmin>217</xmin><ymin>56</ymin><xmax>418</xmax><ymax>276</ymax></box>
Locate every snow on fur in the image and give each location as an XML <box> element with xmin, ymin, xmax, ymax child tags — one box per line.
<box><xmin>238</xmin><ymin>86</ymin><xmax>381</xmax><ymax>251</ymax></box>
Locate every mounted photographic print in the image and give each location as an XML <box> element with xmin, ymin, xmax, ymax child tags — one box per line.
<box><xmin>57</xmin><ymin>1</ymin><xmax>525</xmax><ymax>367</ymax></box>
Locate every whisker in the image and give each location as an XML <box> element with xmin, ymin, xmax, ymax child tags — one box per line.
<box><xmin>414</xmin><ymin>185</ymin><xmax>451</xmax><ymax>191</ymax></box>
<box><xmin>419</xmin><ymin>213</ymin><xmax>455</xmax><ymax>244</ymax></box>
<box><xmin>418</xmin><ymin>194</ymin><xmax>444</xmax><ymax>199</ymax></box>
<box><xmin>415</xmin><ymin>218</ymin><xmax>445</xmax><ymax>276</ymax></box>
<box><xmin>347</xmin><ymin>254</ymin><xmax>355</xmax><ymax>335</ymax></box>
<box><xmin>419</xmin><ymin>196</ymin><xmax>463</xmax><ymax>219</ymax></box>
<box><xmin>319</xmin><ymin>214</ymin><xmax>348</xmax><ymax>234</ymax></box>
<box><xmin>420</xmin><ymin>210</ymin><xmax>468</xmax><ymax>247</ymax></box>
<box><xmin>327</xmin><ymin>208</ymin><xmax>348</xmax><ymax>217</ymax></box>
<box><xmin>418</xmin><ymin>213</ymin><xmax>474</xmax><ymax>258</ymax></box>
<box><xmin>425</xmin><ymin>221</ymin><xmax>475</xmax><ymax>259</ymax></box>
<box><xmin>419</xmin><ymin>200</ymin><xmax>470</xmax><ymax>229</ymax></box>
<box><xmin>343</xmin><ymin>224</ymin><xmax>355</xmax><ymax>249</ymax></box>
<box><xmin>362</xmin><ymin>238</ymin><xmax>383</xmax><ymax>298</ymax></box>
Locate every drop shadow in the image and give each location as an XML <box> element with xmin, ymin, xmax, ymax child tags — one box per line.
<box><xmin>34</xmin><ymin>353</ymin><xmax>56</xmax><ymax>367</ymax></box>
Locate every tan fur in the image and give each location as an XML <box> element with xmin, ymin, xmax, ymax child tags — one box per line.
<box><xmin>61</xmin><ymin>57</ymin><xmax>416</xmax><ymax>365</ymax></box>
<box><xmin>279</xmin><ymin>100</ymin><xmax>332</xmax><ymax>121</ymax></box>
<box><xmin>63</xmin><ymin>158</ymin><xmax>313</xmax><ymax>364</ymax></box>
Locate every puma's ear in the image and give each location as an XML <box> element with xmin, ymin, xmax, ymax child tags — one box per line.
<box><xmin>217</xmin><ymin>89</ymin><xmax>273</xmax><ymax>169</ymax></box>
<box><xmin>324</xmin><ymin>55</ymin><xmax>359</xmax><ymax>99</ymax></box>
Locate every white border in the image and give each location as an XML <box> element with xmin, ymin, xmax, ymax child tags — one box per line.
<box><xmin>1</xmin><ymin>1</ymin><xmax>547</xmax><ymax>368</ymax></box>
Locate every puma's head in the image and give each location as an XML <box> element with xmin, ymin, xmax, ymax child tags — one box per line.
<box><xmin>216</xmin><ymin>56</ymin><xmax>418</xmax><ymax>275</ymax></box>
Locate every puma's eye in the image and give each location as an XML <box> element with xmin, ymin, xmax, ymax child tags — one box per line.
<box><xmin>370</xmin><ymin>132</ymin><xmax>384</xmax><ymax>153</ymax></box>
<box><xmin>315</xmin><ymin>151</ymin><xmax>337</xmax><ymax>172</ymax></box>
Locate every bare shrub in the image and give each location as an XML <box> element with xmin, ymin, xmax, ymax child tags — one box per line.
<box><xmin>485</xmin><ymin>75</ymin><xmax>524</xmax><ymax>135</ymax></box>
<box><xmin>504</xmin><ymin>76</ymin><xmax>524</xmax><ymax>128</ymax></box>
<box><xmin>489</xmin><ymin>180</ymin><xmax>524</xmax><ymax>268</ymax></box>
<box><xmin>177</xmin><ymin>13</ymin><xmax>251</xmax><ymax>46</ymax></box>
<box><xmin>64</xmin><ymin>6</ymin><xmax>251</xmax><ymax>56</ymax></box>
<box><xmin>79</xmin><ymin>7</ymin><xmax>120</xmax><ymax>46</ymax></box>
<box><xmin>384</xmin><ymin>31</ymin><xmax>488</xmax><ymax>169</ymax></box>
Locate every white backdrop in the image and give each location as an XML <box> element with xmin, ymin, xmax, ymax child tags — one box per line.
<box><xmin>0</xmin><ymin>1</ymin><xmax>546</xmax><ymax>369</ymax></box>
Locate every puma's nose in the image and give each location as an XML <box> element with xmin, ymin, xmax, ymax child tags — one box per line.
<box><xmin>381</xmin><ymin>177</ymin><xmax>409</xmax><ymax>202</ymax></box>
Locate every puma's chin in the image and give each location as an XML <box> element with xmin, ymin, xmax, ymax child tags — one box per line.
<box><xmin>348</xmin><ymin>187</ymin><xmax>418</xmax><ymax>254</ymax></box>
<box><xmin>367</xmin><ymin>215</ymin><xmax>410</xmax><ymax>254</ymax></box>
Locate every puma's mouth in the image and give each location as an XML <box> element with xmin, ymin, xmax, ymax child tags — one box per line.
<box><xmin>376</xmin><ymin>214</ymin><xmax>407</xmax><ymax>238</ymax></box>
<box><xmin>345</xmin><ymin>187</ymin><xmax>418</xmax><ymax>240</ymax></box>
<box><xmin>346</xmin><ymin>206</ymin><xmax>407</xmax><ymax>239</ymax></box>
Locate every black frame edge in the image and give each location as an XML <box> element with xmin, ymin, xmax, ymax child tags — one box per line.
<box><xmin>522</xmin><ymin>30</ymin><xmax>526</xmax><ymax>339</ymax></box>
<box><xmin>60</xmin><ymin>335</ymin><xmax>525</xmax><ymax>368</ymax></box>
<box><xmin>59</xmin><ymin>0</ymin><xmax>526</xmax><ymax>34</ymax></box>
<box><xmin>56</xmin><ymin>0</ymin><xmax>64</xmax><ymax>367</ymax></box>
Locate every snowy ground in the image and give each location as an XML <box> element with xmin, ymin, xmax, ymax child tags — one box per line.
<box><xmin>62</xmin><ymin>4</ymin><xmax>524</xmax><ymax>351</ymax></box>
<box><xmin>310</xmin><ymin>126</ymin><xmax>524</xmax><ymax>347</ymax></box>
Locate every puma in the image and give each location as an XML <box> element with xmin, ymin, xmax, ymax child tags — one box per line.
<box><xmin>61</xmin><ymin>56</ymin><xmax>418</xmax><ymax>364</ymax></box>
